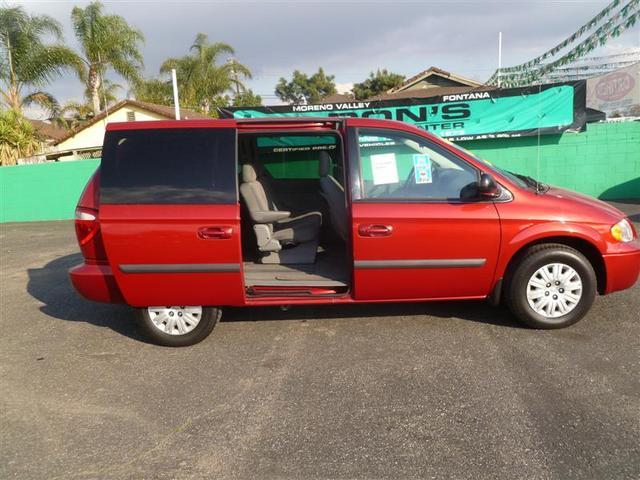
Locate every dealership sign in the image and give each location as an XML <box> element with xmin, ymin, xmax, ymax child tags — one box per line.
<box><xmin>220</xmin><ymin>81</ymin><xmax>588</xmax><ymax>141</ymax></box>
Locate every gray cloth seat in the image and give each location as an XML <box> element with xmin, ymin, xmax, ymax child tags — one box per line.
<box><xmin>318</xmin><ymin>152</ymin><xmax>348</xmax><ymax>241</ymax></box>
<box><xmin>240</xmin><ymin>164</ymin><xmax>321</xmax><ymax>264</ymax></box>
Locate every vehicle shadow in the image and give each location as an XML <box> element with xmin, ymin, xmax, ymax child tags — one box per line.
<box><xmin>26</xmin><ymin>253</ymin><xmax>146</xmax><ymax>342</ymax></box>
<box><xmin>223</xmin><ymin>299</ymin><xmax>521</xmax><ymax>328</ymax></box>
<box><xmin>27</xmin><ymin>253</ymin><xmax>522</xmax><ymax>342</ymax></box>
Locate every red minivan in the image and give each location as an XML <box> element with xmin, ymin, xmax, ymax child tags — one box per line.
<box><xmin>70</xmin><ymin>117</ymin><xmax>640</xmax><ymax>346</ymax></box>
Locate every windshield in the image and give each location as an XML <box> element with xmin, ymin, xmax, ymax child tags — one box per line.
<box><xmin>445</xmin><ymin>141</ymin><xmax>531</xmax><ymax>189</ymax></box>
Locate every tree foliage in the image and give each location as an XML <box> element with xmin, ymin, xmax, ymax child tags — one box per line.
<box><xmin>0</xmin><ymin>6</ymin><xmax>80</xmax><ymax>114</ymax></box>
<box><xmin>50</xmin><ymin>101</ymin><xmax>94</xmax><ymax>131</ymax></box>
<box><xmin>156</xmin><ymin>34</ymin><xmax>251</xmax><ymax>115</ymax></box>
<box><xmin>131</xmin><ymin>78</ymin><xmax>172</xmax><ymax>106</ymax></box>
<box><xmin>232</xmin><ymin>88</ymin><xmax>262</xmax><ymax>107</ymax></box>
<box><xmin>352</xmin><ymin>69</ymin><xmax>405</xmax><ymax>100</ymax></box>
<box><xmin>47</xmin><ymin>79</ymin><xmax>121</xmax><ymax>131</ymax></box>
<box><xmin>275</xmin><ymin>68</ymin><xmax>336</xmax><ymax>104</ymax></box>
<box><xmin>71</xmin><ymin>1</ymin><xmax>144</xmax><ymax>114</ymax></box>
<box><xmin>0</xmin><ymin>109</ymin><xmax>41</xmax><ymax>165</ymax></box>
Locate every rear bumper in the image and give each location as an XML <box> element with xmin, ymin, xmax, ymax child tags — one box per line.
<box><xmin>69</xmin><ymin>262</ymin><xmax>125</xmax><ymax>304</ymax></box>
<box><xmin>603</xmin><ymin>249</ymin><xmax>640</xmax><ymax>294</ymax></box>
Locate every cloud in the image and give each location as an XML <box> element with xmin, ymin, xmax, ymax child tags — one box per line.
<box><xmin>18</xmin><ymin>0</ymin><xmax>640</xmax><ymax>113</ymax></box>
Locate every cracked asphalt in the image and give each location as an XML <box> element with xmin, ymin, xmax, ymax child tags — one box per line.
<box><xmin>1</xmin><ymin>203</ymin><xmax>639</xmax><ymax>479</ymax></box>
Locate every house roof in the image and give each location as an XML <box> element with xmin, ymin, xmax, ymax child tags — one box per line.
<box><xmin>272</xmin><ymin>68</ymin><xmax>487</xmax><ymax>105</ymax></box>
<box><xmin>28</xmin><ymin>119</ymin><xmax>67</xmax><ymax>142</ymax></box>
<box><xmin>320</xmin><ymin>93</ymin><xmax>355</xmax><ymax>103</ymax></box>
<box><xmin>388</xmin><ymin>66</ymin><xmax>484</xmax><ymax>94</ymax></box>
<box><xmin>368</xmin><ymin>85</ymin><xmax>497</xmax><ymax>102</ymax></box>
<box><xmin>54</xmin><ymin>99</ymin><xmax>210</xmax><ymax>146</ymax></box>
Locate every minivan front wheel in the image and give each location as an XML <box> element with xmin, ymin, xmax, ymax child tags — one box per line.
<box><xmin>139</xmin><ymin>306</ymin><xmax>221</xmax><ymax>346</ymax></box>
<box><xmin>506</xmin><ymin>244</ymin><xmax>597</xmax><ymax>329</ymax></box>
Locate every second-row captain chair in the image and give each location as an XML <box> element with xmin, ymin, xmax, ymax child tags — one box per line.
<box><xmin>240</xmin><ymin>164</ymin><xmax>322</xmax><ymax>264</ymax></box>
<box><xmin>318</xmin><ymin>152</ymin><xmax>349</xmax><ymax>241</ymax></box>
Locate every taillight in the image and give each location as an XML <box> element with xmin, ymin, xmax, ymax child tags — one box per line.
<box><xmin>75</xmin><ymin>170</ymin><xmax>106</xmax><ymax>261</ymax></box>
<box><xmin>75</xmin><ymin>207</ymin><xmax>100</xmax><ymax>246</ymax></box>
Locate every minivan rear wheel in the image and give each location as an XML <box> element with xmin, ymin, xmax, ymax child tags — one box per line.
<box><xmin>505</xmin><ymin>244</ymin><xmax>596</xmax><ymax>329</ymax></box>
<box><xmin>139</xmin><ymin>306</ymin><xmax>221</xmax><ymax>346</ymax></box>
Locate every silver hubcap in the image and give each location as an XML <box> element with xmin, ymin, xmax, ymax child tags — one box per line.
<box><xmin>148</xmin><ymin>306</ymin><xmax>202</xmax><ymax>335</ymax></box>
<box><xmin>526</xmin><ymin>263</ymin><xmax>582</xmax><ymax>318</ymax></box>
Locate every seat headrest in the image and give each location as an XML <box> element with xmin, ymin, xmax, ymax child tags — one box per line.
<box><xmin>242</xmin><ymin>164</ymin><xmax>257</xmax><ymax>182</ymax></box>
<box><xmin>318</xmin><ymin>152</ymin><xmax>332</xmax><ymax>177</ymax></box>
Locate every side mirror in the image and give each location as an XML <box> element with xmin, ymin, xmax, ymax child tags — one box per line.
<box><xmin>478</xmin><ymin>173</ymin><xmax>499</xmax><ymax>198</ymax></box>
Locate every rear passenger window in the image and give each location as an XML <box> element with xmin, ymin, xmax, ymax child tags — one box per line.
<box><xmin>100</xmin><ymin>128</ymin><xmax>236</xmax><ymax>204</ymax></box>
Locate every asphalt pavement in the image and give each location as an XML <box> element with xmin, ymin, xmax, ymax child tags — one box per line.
<box><xmin>1</xmin><ymin>203</ymin><xmax>639</xmax><ymax>479</ymax></box>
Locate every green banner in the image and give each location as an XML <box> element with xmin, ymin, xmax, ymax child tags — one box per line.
<box><xmin>220</xmin><ymin>82</ymin><xmax>587</xmax><ymax>141</ymax></box>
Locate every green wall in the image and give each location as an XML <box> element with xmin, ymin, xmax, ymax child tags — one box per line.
<box><xmin>0</xmin><ymin>121</ymin><xmax>638</xmax><ymax>223</ymax></box>
<box><xmin>459</xmin><ymin>121</ymin><xmax>640</xmax><ymax>200</ymax></box>
<box><xmin>0</xmin><ymin>159</ymin><xmax>99</xmax><ymax>223</ymax></box>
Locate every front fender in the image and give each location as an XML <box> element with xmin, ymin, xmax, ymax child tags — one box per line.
<box><xmin>495</xmin><ymin>221</ymin><xmax>606</xmax><ymax>280</ymax></box>
<box><xmin>508</xmin><ymin>221</ymin><xmax>606</xmax><ymax>253</ymax></box>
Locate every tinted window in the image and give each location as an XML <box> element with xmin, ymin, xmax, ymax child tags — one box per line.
<box><xmin>357</xmin><ymin>129</ymin><xmax>477</xmax><ymax>201</ymax></box>
<box><xmin>100</xmin><ymin>128</ymin><xmax>236</xmax><ymax>204</ymax></box>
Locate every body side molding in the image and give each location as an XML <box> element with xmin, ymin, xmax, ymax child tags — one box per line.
<box><xmin>354</xmin><ymin>259</ymin><xmax>486</xmax><ymax>269</ymax></box>
<box><xmin>120</xmin><ymin>263</ymin><xmax>241</xmax><ymax>274</ymax></box>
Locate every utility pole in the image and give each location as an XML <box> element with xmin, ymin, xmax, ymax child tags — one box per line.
<box><xmin>497</xmin><ymin>31</ymin><xmax>503</xmax><ymax>88</ymax></box>
<box><xmin>171</xmin><ymin>69</ymin><xmax>180</xmax><ymax>120</ymax></box>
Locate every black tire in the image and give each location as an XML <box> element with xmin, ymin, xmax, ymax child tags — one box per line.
<box><xmin>505</xmin><ymin>244</ymin><xmax>597</xmax><ymax>329</ymax></box>
<box><xmin>138</xmin><ymin>306</ymin><xmax>221</xmax><ymax>347</ymax></box>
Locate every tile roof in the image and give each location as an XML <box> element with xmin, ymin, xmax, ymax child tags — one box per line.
<box><xmin>27</xmin><ymin>119</ymin><xmax>67</xmax><ymax>142</ymax></box>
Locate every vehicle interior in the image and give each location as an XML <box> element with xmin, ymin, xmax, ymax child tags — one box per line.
<box><xmin>238</xmin><ymin>132</ymin><xmax>351</xmax><ymax>296</ymax></box>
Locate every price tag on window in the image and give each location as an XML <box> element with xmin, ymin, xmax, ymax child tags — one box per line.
<box><xmin>371</xmin><ymin>153</ymin><xmax>400</xmax><ymax>185</ymax></box>
<box><xmin>413</xmin><ymin>154</ymin><xmax>432</xmax><ymax>184</ymax></box>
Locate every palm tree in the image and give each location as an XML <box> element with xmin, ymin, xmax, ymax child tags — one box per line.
<box><xmin>71</xmin><ymin>1</ymin><xmax>144</xmax><ymax>114</ymax></box>
<box><xmin>0</xmin><ymin>6</ymin><xmax>80</xmax><ymax>114</ymax></box>
<box><xmin>84</xmin><ymin>78</ymin><xmax>121</xmax><ymax>111</ymax></box>
<box><xmin>50</xmin><ymin>101</ymin><xmax>94</xmax><ymax>131</ymax></box>
<box><xmin>160</xmin><ymin>34</ymin><xmax>251</xmax><ymax>115</ymax></box>
<box><xmin>49</xmin><ymin>79</ymin><xmax>121</xmax><ymax>131</ymax></box>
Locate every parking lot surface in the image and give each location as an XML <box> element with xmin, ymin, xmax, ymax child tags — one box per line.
<box><xmin>1</xmin><ymin>205</ymin><xmax>639</xmax><ymax>480</ymax></box>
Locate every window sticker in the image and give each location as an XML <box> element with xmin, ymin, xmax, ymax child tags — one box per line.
<box><xmin>413</xmin><ymin>154</ymin><xmax>433</xmax><ymax>184</ymax></box>
<box><xmin>371</xmin><ymin>153</ymin><xmax>399</xmax><ymax>185</ymax></box>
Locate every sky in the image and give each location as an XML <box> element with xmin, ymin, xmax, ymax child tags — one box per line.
<box><xmin>12</xmin><ymin>0</ymin><xmax>640</xmax><ymax>117</ymax></box>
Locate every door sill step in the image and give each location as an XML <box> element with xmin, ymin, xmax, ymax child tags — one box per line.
<box><xmin>246</xmin><ymin>285</ymin><xmax>348</xmax><ymax>297</ymax></box>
